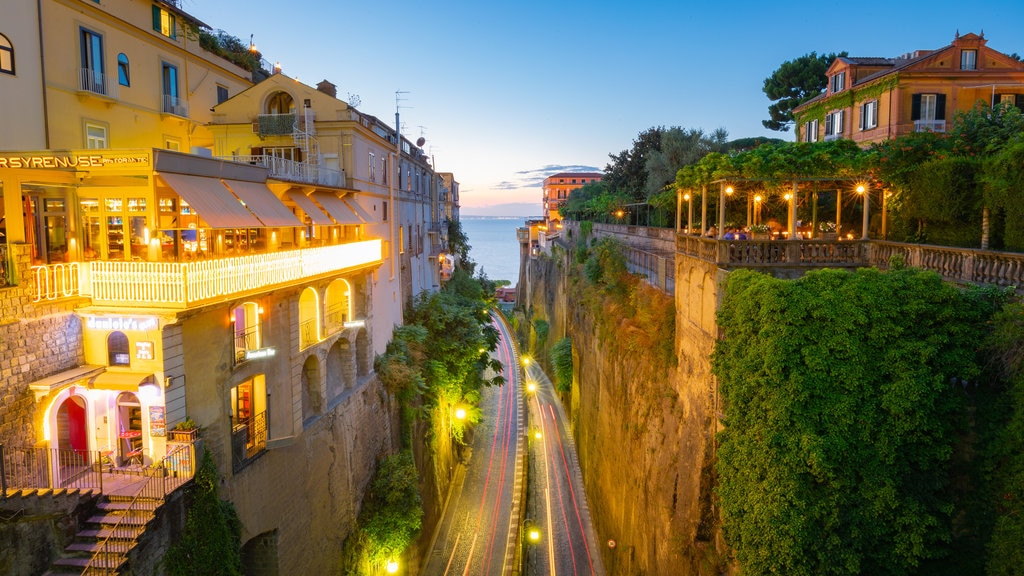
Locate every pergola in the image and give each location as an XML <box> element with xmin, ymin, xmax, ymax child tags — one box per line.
<box><xmin>675</xmin><ymin>177</ymin><xmax>887</xmax><ymax>241</ymax></box>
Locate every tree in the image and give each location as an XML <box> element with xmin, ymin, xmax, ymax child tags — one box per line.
<box><xmin>762</xmin><ymin>52</ymin><xmax>846</xmax><ymax>132</ymax></box>
<box><xmin>644</xmin><ymin>127</ymin><xmax>729</xmax><ymax>198</ymax></box>
<box><xmin>603</xmin><ymin>127</ymin><xmax>665</xmax><ymax>201</ymax></box>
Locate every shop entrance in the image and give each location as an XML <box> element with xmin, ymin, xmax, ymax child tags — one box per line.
<box><xmin>116</xmin><ymin>392</ymin><xmax>143</xmax><ymax>466</ymax></box>
<box><xmin>55</xmin><ymin>394</ymin><xmax>88</xmax><ymax>456</ymax></box>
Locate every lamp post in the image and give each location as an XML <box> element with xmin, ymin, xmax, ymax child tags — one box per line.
<box><xmin>685</xmin><ymin>191</ymin><xmax>693</xmax><ymax>234</ymax></box>
<box><xmin>857</xmin><ymin>183</ymin><xmax>869</xmax><ymax>240</ymax></box>
<box><xmin>718</xmin><ymin>184</ymin><xmax>733</xmax><ymax>239</ymax></box>
<box><xmin>753</xmin><ymin>194</ymin><xmax>762</xmax><ymax>226</ymax></box>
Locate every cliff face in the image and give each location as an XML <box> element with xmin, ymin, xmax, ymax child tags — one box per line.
<box><xmin>519</xmin><ymin>240</ymin><xmax>729</xmax><ymax>575</ymax></box>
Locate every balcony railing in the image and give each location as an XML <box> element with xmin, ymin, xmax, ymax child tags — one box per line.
<box><xmin>32</xmin><ymin>240</ymin><xmax>382</xmax><ymax>307</ymax></box>
<box><xmin>79</xmin><ymin>68</ymin><xmax>117</xmax><ymax>99</ymax></box>
<box><xmin>299</xmin><ymin>318</ymin><xmax>319</xmax><ymax>349</ymax></box>
<box><xmin>223</xmin><ymin>154</ymin><xmax>344</xmax><ymax>187</ymax></box>
<box><xmin>914</xmin><ymin>119</ymin><xmax>946</xmax><ymax>133</ymax></box>
<box><xmin>162</xmin><ymin>95</ymin><xmax>189</xmax><ymax>117</ymax></box>
<box><xmin>1</xmin><ymin>445</ymin><xmax>104</xmax><ymax>494</ymax></box>
<box><xmin>234</xmin><ymin>326</ymin><xmax>260</xmax><ymax>363</ymax></box>
<box><xmin>232</xmin><ymin>410</ymin><xmax>267</xmax><ymax>472</ymax></box>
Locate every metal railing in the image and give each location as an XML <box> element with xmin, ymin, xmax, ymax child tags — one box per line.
<box><xmin>232</xmin><ymin>411</ymin><xmax>267</xmax><ymax>472</ymax></box>
<box><xmin>221</xmin><ymin>154</ymin><xmax>343</xmax><ymax>186</ymax></box>
<box><xmin>234</xmin><ymin>325</ymin><xmax>260</xmax><ymax>362</ymax></box>
<box><xmin>162</xmin><ymin>94</ymin><xmax>188</xmax><ymax>117</ymax></box>
<box><xmin>299</xmin><ymin>318</ymin><xmax>319</xmax><ymax>349</ymax></box>
<box><xmin>914</xmin><ymin>119</ymin><xmax>946</xmax><ymax>133</ymax></box>
<box><xmin>79</xmin><ymin>68</ymin><xmax>116</xmax><ymax>98</ymax></box>
<box><xmin>1</xmin><ymin>445</ymin><xmax>104</xmax><ymax>496</ymax></box>
<box><xmin>324</xmin><ymin>304</ymin><xmax>347</xmax><ymax>330</ymax></box>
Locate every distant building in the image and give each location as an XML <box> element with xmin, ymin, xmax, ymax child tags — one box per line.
<box><xmin>794</xmin><ymin>32</ymin><xmax>1024</xmax><ymax>147</ymax></box>
<box><xmin>542</xmin><ymin>171</ymin><xmax>603</xmax><ymax>229</ymax></box>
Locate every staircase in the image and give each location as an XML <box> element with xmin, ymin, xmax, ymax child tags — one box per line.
<box><xmin>44</xmin><ymin>493</ymin><xmax>161</xmax><ymax>576</ymax></box>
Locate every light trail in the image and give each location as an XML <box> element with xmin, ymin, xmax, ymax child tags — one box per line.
<box><xmin>548</xmin><ymin>404</ymin><xmax>595</xmax><ymax>574</ymax></box>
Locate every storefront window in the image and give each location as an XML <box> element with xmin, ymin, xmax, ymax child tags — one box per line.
<box><xmin>108</xmin><ymin>331</ymin><xmax>130</xmax><ymax>365</ymax></box>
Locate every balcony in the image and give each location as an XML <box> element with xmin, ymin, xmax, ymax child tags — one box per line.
<box><xmin>162</xmin><ymin>95</ymin><xmax>189</xmax><ymax>117</ymax></box>
<box><xmin>223</xmin><ymin>154</ymin><xmax>344</xmax><ymax>187</ymax></box>
<box><xmin>78</xmin><ymin>68</ymin><xmax>117</xmax><ymax>100</ymax></box>
<box><xmin>914</xmin><ymin>119</ymin><xmax>946</xmax><ymax>133</ymax></box>
<box><xmin>232</xmin><ymin>410</ymin><xmax>267</xmax><ymax>472</ymax></box>
<box><xmin>32</xmin><ymin>240</ymin><xmax>382</xmax><ymax>307</ymax></box>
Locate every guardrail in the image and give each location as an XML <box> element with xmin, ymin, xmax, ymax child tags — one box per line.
<box><xmin>1</xmin><ymin>445</ymin><xmax>104</xmax><ymax>496</ymax></box>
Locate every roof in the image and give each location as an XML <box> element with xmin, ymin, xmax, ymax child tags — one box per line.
<box><xmin>545</xmin><ymin>172</ymin><xmax>604</xmax><ymax>180</ymax></box>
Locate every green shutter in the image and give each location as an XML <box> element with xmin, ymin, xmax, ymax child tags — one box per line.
<box><xmin>936</xmin><ymin>94</ymin><xmax>946</xmax><ymax>120</ymax></box>
<box><xmin>911</xmin><ymin>94</ymin><xmax>921</xmax><ymax>121</ymax></box>
<box><xmin>152</xmin><ymin>6</ymin><xmax>160</xmax><ymax>32</ymax></box>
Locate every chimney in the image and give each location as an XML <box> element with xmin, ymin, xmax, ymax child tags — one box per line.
<box><xmin>316</xmin><ymin>80</ymin><xmax>337</xmax><ymax>98</ymax></box>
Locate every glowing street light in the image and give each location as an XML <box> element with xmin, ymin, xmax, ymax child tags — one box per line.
<box><xmin>454</xmin><ymin>406</ymin><xmax>467</xmax><ymax>421</ymax></box>
<box><xmin>526</xmin><ymin>380</ymin><xmax>537</xmax><ymax>394</ymax></box>
<box><xmin>528</xmin><ymin>527</ymin><xmax>542</xmax><ymax>543</ymax></box>
<box><xmin>857</xmin><ymin>183</ymin><xmax>870</xmax><ymax>239</ymax></box>
<box><xmin>534</xmin><ymin>429</ymin><xmax>542</xmax><ymax>440</ymax></box>
<box><xmin>386</xmin><ymin>559</ymin><xmax>399</xmax><ymax>573</ymax></box>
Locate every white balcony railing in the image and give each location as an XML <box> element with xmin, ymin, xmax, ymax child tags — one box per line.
<box><xmin>32</xmin><ymin>240</ymin><xmax>382</xmax><ymax>307</ymax></box>
<box><xmin>162</xmin><ymin>95</ymin><xmax>189</xmax><ymax>117</ymax></box>
<box><xmin>222</xmin><ymin>154</ymin><xmax>344</xmax><ymax>187</ymax></box>
<box><xmin>914</xmin><ymin>119</ymin><xmax>946</xmax><ymax>133</ymax></box>
<box><xmin>79</xmin><ymin>68</ymin><xmax>117</xmax><ymax>99</ymax></box>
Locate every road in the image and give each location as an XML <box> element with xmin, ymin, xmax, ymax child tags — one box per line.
<box><xmin>522</xmin><ymin>360</ymin><xmax>606</xmax><ymax>576</ymax></box>
<box><xmin>423</xmin><ymin>312</ymin><xmax>525</xmax><ymax>576</ymax></box>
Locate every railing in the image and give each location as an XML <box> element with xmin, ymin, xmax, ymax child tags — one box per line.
<box><xmin>914</xmin><ymin>119</ymin><xmax>946</xmax><ymax>133</ymax></box>
<box><xmin>869</xmin><ymin>241</ymin><xmax>1024</xmax><ymax>289</ymax></box>
<box><xmin>32</xmin><ymin>240</ymin><xmax>382</xmax><ymax>305</ymax></box>
<box><xmin>300</xmin><ymin>318</ymin><xmax>319</xmax><ymax>349</ymax></box>
<box><xmin>621</xmin><ymin>245</ymin><xmax>675</xmax><ymax>293</ymax></box>
<box><xmin>221</xmin><ymin>154</ymin><xmax>343</xmax><ymax>186</ymax></box>
<box><xmin>162</xmin><ymin>94</ymin><xmax>188</xmax><ymax>117</ymax></box>
<box><xmin>79</xmin><ymin>68</ymin><xmax>116</xmax><ymax>98</ymax></box>
<box><xmin>324</xmin><ymin>304</ymin><xmax>347</xmax><ymax>329</ymax></box>
<box><xmin>1</xmin><ymin>445</ymin><xmax>104</xmax><ymax>496</ymax></box>
<box><xmin>232</xmin><ymin>411</ymin><xmax>267</xmax><ymax>472</ymax></box>
<box><xmin>235</xmin><ymin>325</ymin><xmax>260</xmax><ymax>363</ymax></box>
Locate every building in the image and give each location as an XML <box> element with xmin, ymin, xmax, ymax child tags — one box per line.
<box><xmin>794</xmin><ymin>32</ymin><xmax>1024</xmax><ymax>146</ymax></box>
<box><xmin>0</xmin><ymin>0</ymin><xmax>452</xmax><ymax>572</ymax></box>
<box><xmin>542</xmin><ymin>171</ymin><xmax>602</xmax><ymax>229</ymax></box>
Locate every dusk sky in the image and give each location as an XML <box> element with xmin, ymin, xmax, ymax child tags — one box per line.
<box><xmin>184</xmin><ymin>0</ymin><xmax>1024</xmax><ymax>216</ymax></box>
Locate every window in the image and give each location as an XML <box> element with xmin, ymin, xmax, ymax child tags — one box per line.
<box><xmin>399</xmin><ymin>226</ymin><xmax>405</xmax><ymax>254</ymax></box>
<box><xmin>164</xmin><ymin>137</ymin><xmax>180</xmax><ymax>151</ymax></box>
<box><xmin>230</xmin><ymin>374</ymin><xmax>267</xmax><ymax>467</ymax></box>
<box><xmin>824</xmin><ymin>110</ymin><xmax>844</xmax><ymax>139</ymax></box>
<box><xmin>860</xmin><ymin>100</ymin><xmax>878</xmax><ymax>130</ymax></box>
<box><xmin>79</xmin><ymin>27</ymin><xmax>105</xmax><ymax>94</ymax></box>
<box><xmin>804</xmin><ymin>119</ymin><xmax>819</xmax><ymax>142</ymax></box>
<box><xmin>108</xmin><ymin>331</ymin><xmax>130</xmax><ymax>366</ymax></box>
<box><xmin>216</xmin><ymin>84</ymin><xmax>229</xmax><ymax>104</ymax></box>
<box><xmin>233</xmin><ymin>302</ymin><xmax>261</xmax><ymax>362</ymax></box>
<box><xmin>830</xmin><ymin>71</ymin><xmax>846</xmax><ymax>93</ymax></box>
<box><xmin>116</xmin><ymin>53</ymin><xmax>129</xmax><ymax>86</ymax></box>
<box><xmin>381</xmin><ymin>155</ymin><xmax>388</xmax><ymax>185</ymax></box>
<box><xmin>961</xmin><ymin>49</ymin><xmax>977</xmax><ymax>70</ymax></box>
<box><xmin>0</xmin><ymin>33</ymin><xmax>14</xmax><ymax>75</ymax></box>
<box><xmin>85</xmin><ymin>123</ymin><xmax>107</xmax><ymax>148</ymax></box>
<box><xmin>368</xmin><ymin>152</ymin><xmax>376</xmax><ymax>182</ymax></box>
<box><xmin>152</xmin><ymin>5</ymin><xmax>176</xmax><ymax>39</ymax></box>
<box><xmin>382</xmin><ymin>200</ymin><xmax>389</xmax><ymax>222</ymax></box>
<box><xmin>162</xmin><ymin>62</ymin><xmax>181</xmax><ymax>114</ymax></box>
<box><xmin>911</xmin><ymin>93</ymin><xmax>946</xmax><ymax>132</ymax></box>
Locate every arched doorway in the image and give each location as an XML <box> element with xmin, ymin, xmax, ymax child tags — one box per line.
<box><xmin>55</xmin><ymin>394</ymin><xmax>88</xmax><ymax>456</ymax></box>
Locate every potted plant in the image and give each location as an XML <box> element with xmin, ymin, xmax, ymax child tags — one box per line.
<box><xmin>818</xmin><ymin>221</ymin><xmax>837</xmax><ymax>240</ymax></box>
<box><xmin>145</xmin><ymin>461</ymin><xmax>167</xmax><ymax>477</ymax></box>
<box><xmin>170</xmin><ymin>418</ymin><xmax>199</xmax><ymax>443</ymax></box>
<box><xmin>749</xmin><ymin>223</ymin><xmax>771</xmax><ymax>240</ymax></box>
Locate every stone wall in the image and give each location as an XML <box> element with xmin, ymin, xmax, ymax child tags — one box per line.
<box><xmin>520</xmin><ymin>237</ymin><xmax>730</xmax><ymax>575</ymax></box>
<box><xmin>0</xmin><ymin>243</ymin><xmax>86</xmax><ymax>448</ymax></box>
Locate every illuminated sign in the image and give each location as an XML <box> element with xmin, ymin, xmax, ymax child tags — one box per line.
<box><xmin>244</xmin><ymin>347</ymin><xmax>276</xmax><ymax>360</ymax></box>
<box><xmin>0</xmin><ymin>151</ymin><xmax>151</xmax><ymax>170</ymax></box>
<box><xmin>136</xmin><ymin>341</ymin><xmax>154</xmax><ymax>360</ymax></box>
<box><xmin>343</xmin><ymin>320</ymin><xmax>366</xmax><ymax>329</ymax></box>
<box><xmin>85</xmin><ymin>316</ymin><xmax>159</xmax><ymax>332</ymax></box>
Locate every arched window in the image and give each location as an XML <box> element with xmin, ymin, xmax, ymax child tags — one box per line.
<box><xmin>107</xmin><ymin>331</ymin><xmax>130</xmax><ymax>366</ymax></box>
<box><xmin>117</xmin><ymin>53</ymin><xmax>129</xmax><ymax>86</ymax></box>
<box><xmin>0</xmin><ymin>33</ymin><xmax>14</xmax><ymax>75</ymax></box>
<box><xmin>232</xmin><ymin>302</ymin><xmax>261</xmax><ymax>362</ymax></box>
<box><xmin>266</xmin><ymin>91</ymin><xmax>294</xmax><ymax>115</ymax></box>
<box><xmin>298</xmin><ymin>287</ymin><xmax>320</xmax><ymax>349</ymax></box>
<box><xmin>324</xmin><ymin>279</ymin><xmax>351</xmax><ymax>332</ymax></box>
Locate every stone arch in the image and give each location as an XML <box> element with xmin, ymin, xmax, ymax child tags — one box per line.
<box><xmin>324</xmin><ymin>278</ymin><xmax>351</xmax><ymax>332</ymax></box>
<box><xmin>241</xmin><ymin>529</ymin><xmax>279</xmax><ymax>576</ymax></box>
<box><xmin>299</xmin><ymin>287</ymin><xmax>320</xmax><ymax>349</ymax></box>
<box><xmin>300</xmin><ymin>355</ymin><xmax>321</xmax><ymax>421</ymax></box>
<box><xmin>55</xmin><ymin>394</ymin><xmax>88</xmax><ymax>454</ymax></box>
<box><xmin>264</xmin><ymin>90</ymin><xmax>294</xmax><ymax>115</ymax></box>
<box><xmin>326</xmin><ymin>339</ymin><xmax>353</xmax><ymax>399</ymax></box>
<box><xmin>355</xmin><ymin>328</ymin><xmax>370</xmax><ymax>378</ymax></box>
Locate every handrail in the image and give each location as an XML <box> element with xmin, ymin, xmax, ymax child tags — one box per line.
<box><xmin>81</xmin><ymin>478</ymin><xmax>155</xmax><ymax>575</ymax></box>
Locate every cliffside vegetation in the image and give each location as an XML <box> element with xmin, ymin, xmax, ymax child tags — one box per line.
<box><xmin>343</xmin><ymin>220</ymin><xmax>502</xmax><ymax>569</ymax></box>
<box><xmin>712</xmin><ymin>267</ymin><xmax>1014</xmax><ymax>575</ymax></box>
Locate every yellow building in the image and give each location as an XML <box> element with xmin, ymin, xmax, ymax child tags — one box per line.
<box><xmin>0</xmin><ymin>1</ymin><xmax>451</xmax><ymax>572</ymax></box>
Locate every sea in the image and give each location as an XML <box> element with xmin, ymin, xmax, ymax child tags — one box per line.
<box><xmin>460</xmin><ymin>216</ymin><xmax>535</xmax><ymax>286</ymax></box>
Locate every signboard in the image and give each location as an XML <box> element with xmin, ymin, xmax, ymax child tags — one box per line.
<box><xmin>0</xmin><ymin>150</ymin><xmax>151</xmax><ymax>170</ymax></box>
<box><xmin>85</xmin><ymin>316</ymin><xmax>159</xmax><ymax>332</ymax></box>
<box><xmin>149</xmin><ymin>406</ymin><xmax>166</xmax><ymax>437</ymax></box>
<box><xmin>136</xmin><ymin>341</ymin><xmax>153</xmax><ymax>360</ymax></box>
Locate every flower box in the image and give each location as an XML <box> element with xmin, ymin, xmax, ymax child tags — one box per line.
<box><xmin>169</xmin><ymin>428</ymin><xmax>198</xmax><ymax>443</ymax></box>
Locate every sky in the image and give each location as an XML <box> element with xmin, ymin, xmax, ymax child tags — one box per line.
<box><xmin>182</xmin><ymin>0</ymin><xmax>1024</xmax><ymax>216</ymax></box>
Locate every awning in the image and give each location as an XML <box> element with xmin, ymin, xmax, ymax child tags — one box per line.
<box><xmin>157</xmin><ymin>172</ymin><xmax>262</xmax><ymax>229</ymax></box>
<box><xmin>29</xmin><ymin>365</ymin><xmax>105</xmax><ymax>401</ymax></box>
<box><xmin>342</xmin><ymin>197</ymin><xmax>375</xmax><ymax>223</ymax></box>
<box><xmin>221</xmin><ymin>179</ymin><xmax>303</xmax><ymax>227</ymax></box>
<box><xmin>86</xmin><ymin>371</ymin><xmax>156</xmax><ymax>392</ymax></box>
<box><xmin>312</xmin><ymin>192</ymin><xmax>362</xmax><ymax>225</ymax></box>
<box><xmin>285</xmin><ymin>190</ymin><xmax>334</xmax><ymax>226</ymax></box>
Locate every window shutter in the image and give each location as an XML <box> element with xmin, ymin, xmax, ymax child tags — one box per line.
<box><xmin>152</xmin><ymin>6</ymin><xmax>161</xmax><ymax>32</ymax></box>
<box><xmin>936</xmin><ymin>94</ymin><xmax>947</xmax><ymax>120</ymax></box>
<box><xmin>911</xmin><ymin>94</ymin><xmax>922</xmax><ymax>121</ymax></box>
<box><xmin>825</xmin><ymin>114</ymin><xmax>833</xmax><ymax>135</ymax></box>
<box><xmin>1016</xmin><ymin>94</ymin><xmax>1024</xmax><ymax>111</ymax></box>
<box><xmin>859</xmin><ymin>104</ymin><xmax>865</xmax><ymax>130</ymax></box>
<box><xmin>837</xmin><ymin>110</ymin><xmax>844</xmax><ymax>133</ymax></box>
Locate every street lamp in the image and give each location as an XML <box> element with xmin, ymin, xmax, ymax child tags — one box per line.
<box><xmin>753</xmin><ymin>194</ymin><xmax>762</xmax><ymax>226</ymax></box>
<box><xmin>527</xmin><ymin>527</ymin><xmax>542</xmax><ymax>543</ymax></box>
<box><xmin>386</xmin><ymin>559</ymin><xmax>398</xmax><ymax>574</ymax></box>
<box><xmin>856</xmin><ymin>183</ymin><xmax>869</xmax><ymax>240</ymax></box>
<box><xmin>454</xmin><ymin>406</ymin><xmax>467</xmax><ymax>421</ymax></box>
<box><xmin>526</xmin><ymin>380</ymin><xmax>537</xmax><ymax>394</ymax></box>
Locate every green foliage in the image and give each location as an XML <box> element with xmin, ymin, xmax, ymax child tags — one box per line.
<box><xmin>358</xmin><ymin>450</ymin><xmax>423</xmax><ymax>566</ymax></box>
<box><xmin>713</xmin><ymin>268</ymin><xmax>1004</xmax><ymax>576</ymax></box>
<box><xmin>603</xmin><ymin>127</ymin><xmax>665</xmax><ymax>201</ymax></box>
<box><xmin>550</xmin><ymin>337</ymin><xmax>573</xmax><ymax>393</ymax></box>
<box><xmin>644</xmin><ymin>126</ymin><xmax>730</xmax><ymax>197</ymax></box>
<box><xmin>762</xmin><ymin>51</ymin><xmax>847</xmax><ymax>131</ymax></box>
<box><xmin>981</xmin><ymin>303</ymin><xmax>1024</xmax><ymax>574</ymax></box>
<box><xmin>196</xmin><ymin>29</ymin><xmax>262</xmax><ymax>74</ymax></box>
<box><xmin>164</xmin><ymin>450</ymin><xmax>242</xmax><ymax>576</ymax></box>
<box><xmin>173</xmin><ymin>417</ymin><xmax>198</xmax><ymax>431</ymax></box>
<box><xmin>532</xmin><ymin>318</ymin><xmax>550</xmax><ymax>350</ymax></box>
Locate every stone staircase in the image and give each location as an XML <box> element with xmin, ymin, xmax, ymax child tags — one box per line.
<box><xmin>44</xmin><ymin>493</ymin><xmax>162</xmax><ymax>575</ymax></box>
